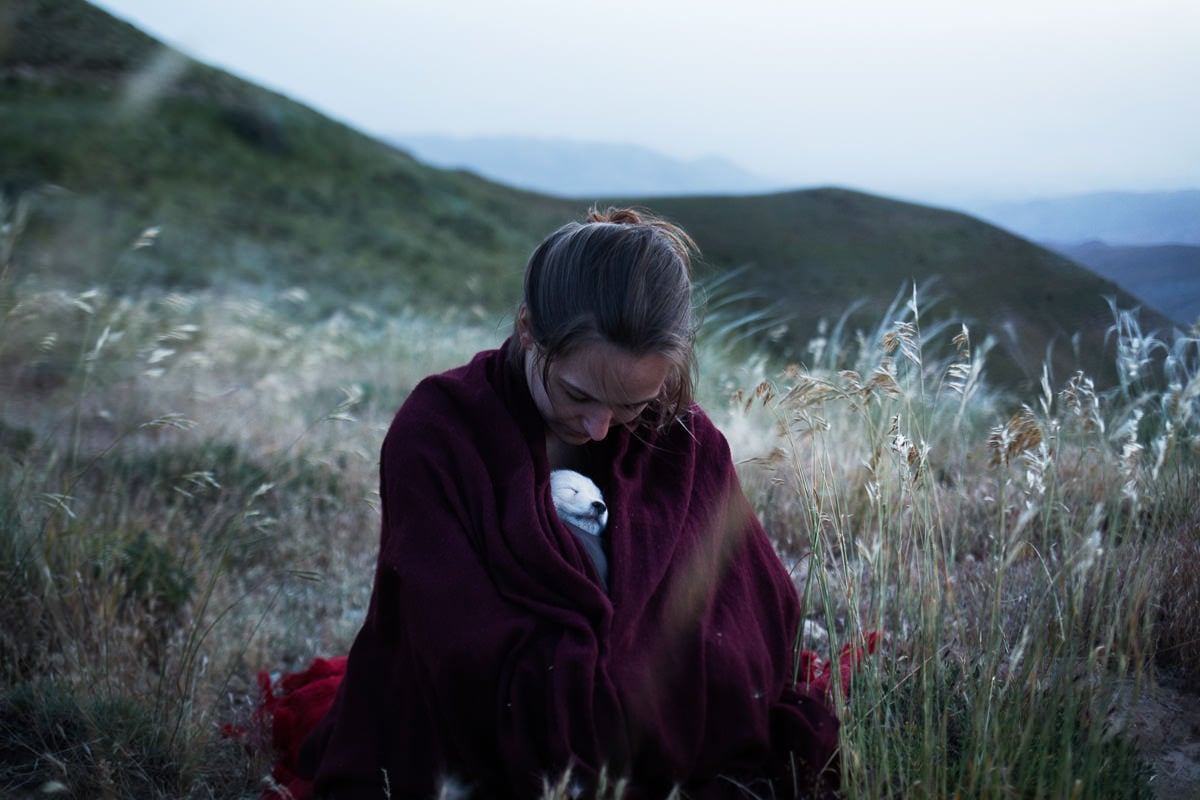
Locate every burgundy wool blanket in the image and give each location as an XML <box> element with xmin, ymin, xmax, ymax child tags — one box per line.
<box><xmin>290</xmin><ymin>344</ymin><xmax>839</xmax><ymax>798</ymax></box>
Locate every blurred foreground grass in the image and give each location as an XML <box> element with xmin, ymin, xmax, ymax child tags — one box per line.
<box><xmin>1</xmin><ymin>258</ymin><xmax>1198</xmax><ymax>797</ymax></box>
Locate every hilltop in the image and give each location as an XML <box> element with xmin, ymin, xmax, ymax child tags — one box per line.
<box><xmin>628</xmin><ymin>190</ymin><xmax>1174</xmax><ymax>387</ymax></box>
<box><xmin>2</xmin><ymin>0</ymin><xmax>1173</xmax><ymax>389</ymax></box>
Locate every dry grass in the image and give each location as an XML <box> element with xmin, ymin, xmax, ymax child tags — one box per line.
<box><xmin>1</xmin><ymin>268</ymin><xmax>1197</xmax><ymax>797</ymax></box>
<box><xmin>718</xmin><ymin>287</ymin><xmax>1199</xmax><ymax>798</ymax></box>
<box><xmin>0</xmin><ymin>273</ymin><xmax>498</xmax><ymax>796</ymax></box>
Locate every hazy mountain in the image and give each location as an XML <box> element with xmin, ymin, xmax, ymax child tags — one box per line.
<box><xmin>387</xmin><ymin>135</ymin><xmax>791</xmax><ymax>198</ymax></box>
<box><xmin>968</xmin><ymin>191</ymin><xmax>1200</xmax><ymax>246</ymax></box>
<box><xmin>964</xmin><ymin>191</ymin><xmax>1200</xmax><ymax>330</ymax></box>
<box><xmin>2</xmin><ymin>0</ymin><xmax>1174</xmax><ymax>392</ymax></box>
<box><xmin>1052</xmin><ymin>242</ymin><xmax>1200</xmax><ymax>328</ymax></box>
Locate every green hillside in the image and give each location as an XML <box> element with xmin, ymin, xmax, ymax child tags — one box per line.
<box><xmin>633</xmin><ymin>191</ymin><xmax>1174</xmax><ymax>387</ymax></box>
<box><xmin>1</xmin><ymin>0</ymin><xmax>576</xmax><ymax>314</ymax></box>
<box><xmin>2</xmin><ymin>0</ymin><xmax>1171</xmax><ymax>389</ymax></box>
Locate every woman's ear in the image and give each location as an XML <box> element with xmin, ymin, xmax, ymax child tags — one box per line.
<box><xmin>516</xmin><ymin>306</ymin><xmax>535</xmax><ymax>350</ymax></box>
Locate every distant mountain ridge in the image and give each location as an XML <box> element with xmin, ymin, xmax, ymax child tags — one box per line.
<box><xmin>1051</xmin><ymin>241</ymin><xmax>1200</xmax><ymax>328</ymax></box>
<box><xmin>966</xmin><ymin>191</ymin><xmax>1200</xmax><ymax>330</ymax></box>
<box><xmin>387</xmin><ymin>136</ymin><xmax>1200</xmax><ymax>251</ymax></box>
<box><xmin>968</xmin><ymin>190</ymin><xmax>1200</xmax><ymax>246</ymax></box>
<box><xmin>388</xmin><ymin>134</ymin><xmax>791</xmax><ymax>198</ymax></box>
<box><xmin>384</xmin><ymin>139</ymin><xmax>1200</xmax><ymax>327</ymax></box>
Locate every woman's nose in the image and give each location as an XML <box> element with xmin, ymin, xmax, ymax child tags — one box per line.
<box><xmin>581</xmin><ymin>408</ymin><xmax>613</xmax><ymax>440</ymax></box>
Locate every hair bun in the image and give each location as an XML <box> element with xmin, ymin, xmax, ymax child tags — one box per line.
<box><xmin>587</xmin><ymin>206</ymin><xmax>644</xmax><ymax>225</ymax></box>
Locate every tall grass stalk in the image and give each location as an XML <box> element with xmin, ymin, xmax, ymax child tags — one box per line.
<box><xmin>0</xmin><ymin>263</ymin><xmax>496</xmax><ymax>794</ymax></box>
<box><xmin>2</xmin><ymin>253</ymin><xmax>1196</xmax><ymax>795</ymax></box>
<box><xmin>723</xmin><ymin>287</ymin><xmax>1198</xmax><ymax>798</ymax></box>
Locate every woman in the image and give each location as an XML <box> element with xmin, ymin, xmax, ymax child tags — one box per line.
<box><xmin>295</xmin><ymin>207</ymin><xmax>839</xmax><ymax>798</ymax></box>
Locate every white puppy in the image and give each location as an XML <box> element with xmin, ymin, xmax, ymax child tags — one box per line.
<box><xmin>550</xmin><ymin>469</ymin><xmax>610</xmax><ymax>591</ymax></box>
<box><xmin>549</xmin><ymin>469</ymin><xmax>608</xmax><ymax>536</ymax></box>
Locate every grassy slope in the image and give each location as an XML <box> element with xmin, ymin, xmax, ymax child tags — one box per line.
<box><xmin>1</xmin><ymin>0</ymin><xmax>577</xmax><ymax>314</ymax></box>
<box><xmin>3</xmin><ymin>0</ymin><xmax>1172</xmax><ymax>389</ymax></box>
<box><xmin>636</xmin><ymin>190</ymin><xmax>1174</xmax><ymax>387</ymax></box>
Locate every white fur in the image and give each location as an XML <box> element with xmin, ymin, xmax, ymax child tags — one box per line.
<box><xmin>550</xmin><ymin>469</ymin><xmax>608</xmax><ymax>536</ymax></box>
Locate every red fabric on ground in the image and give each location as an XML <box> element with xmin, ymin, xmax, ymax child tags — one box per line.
<box><xmin>257</xmin><ymin>634</ymin><xmax>881</xmax><ymax>800</ymax></box>
<box><xmin>797</xmin><ymin>632</ymin><xmax>883</xmax><ymax>701</ymax></box>
<box><xmin>258</xmin><ymin>656</ymin><xmax>347</xmax><ymax>800</ymax></box>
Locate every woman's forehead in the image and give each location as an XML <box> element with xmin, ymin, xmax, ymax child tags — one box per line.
<box><xmin>553</xmin><ymin>343</ymin><xmax>670</xmax><ymax>403</ymax></box>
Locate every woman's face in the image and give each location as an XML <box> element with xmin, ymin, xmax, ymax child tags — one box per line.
<box><xmin>523</xmin><ymin>338</ymin><xmax>671</xmax><ymax>446</ymax></box>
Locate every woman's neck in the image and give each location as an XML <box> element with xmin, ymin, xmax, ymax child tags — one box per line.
<box><xmin>545</xmin><ymin>432</ymin><xmax>585</xmax><ymax>472</ymax></box>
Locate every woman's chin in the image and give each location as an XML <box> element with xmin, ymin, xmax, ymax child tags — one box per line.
<box><xmin>553</xmin><ymin>428</ymin><xmax>591</xmax><ymax>446</ymax></box>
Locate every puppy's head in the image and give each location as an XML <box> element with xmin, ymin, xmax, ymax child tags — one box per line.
<box><xmin>550</xmin><ymin>469</ymin><xmax>608</xmax><ymax>536</ymax></box>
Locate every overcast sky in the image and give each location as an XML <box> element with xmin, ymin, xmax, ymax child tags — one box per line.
<box><xmin>91</xmin><ymin>0</ymin><xmax>1200</xmax><ymax>204</ymax></box>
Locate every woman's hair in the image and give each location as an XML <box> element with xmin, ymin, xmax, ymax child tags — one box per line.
<box><xmin>508</xmin><ymin>206</ymin><xmax>699</xmax><ymax>428</ymax></box>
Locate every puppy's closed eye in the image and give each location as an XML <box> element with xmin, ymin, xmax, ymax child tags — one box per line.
<box><xmin>550</xmin><ymin>470</ymin><xmax>607</xmax><ymax>537</ymax></box>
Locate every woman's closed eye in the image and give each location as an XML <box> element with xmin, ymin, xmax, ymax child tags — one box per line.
<box><xmin>562</xmin><ymin>385</ymin><xmax>648</xmax><ymax>412</ymax></box>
